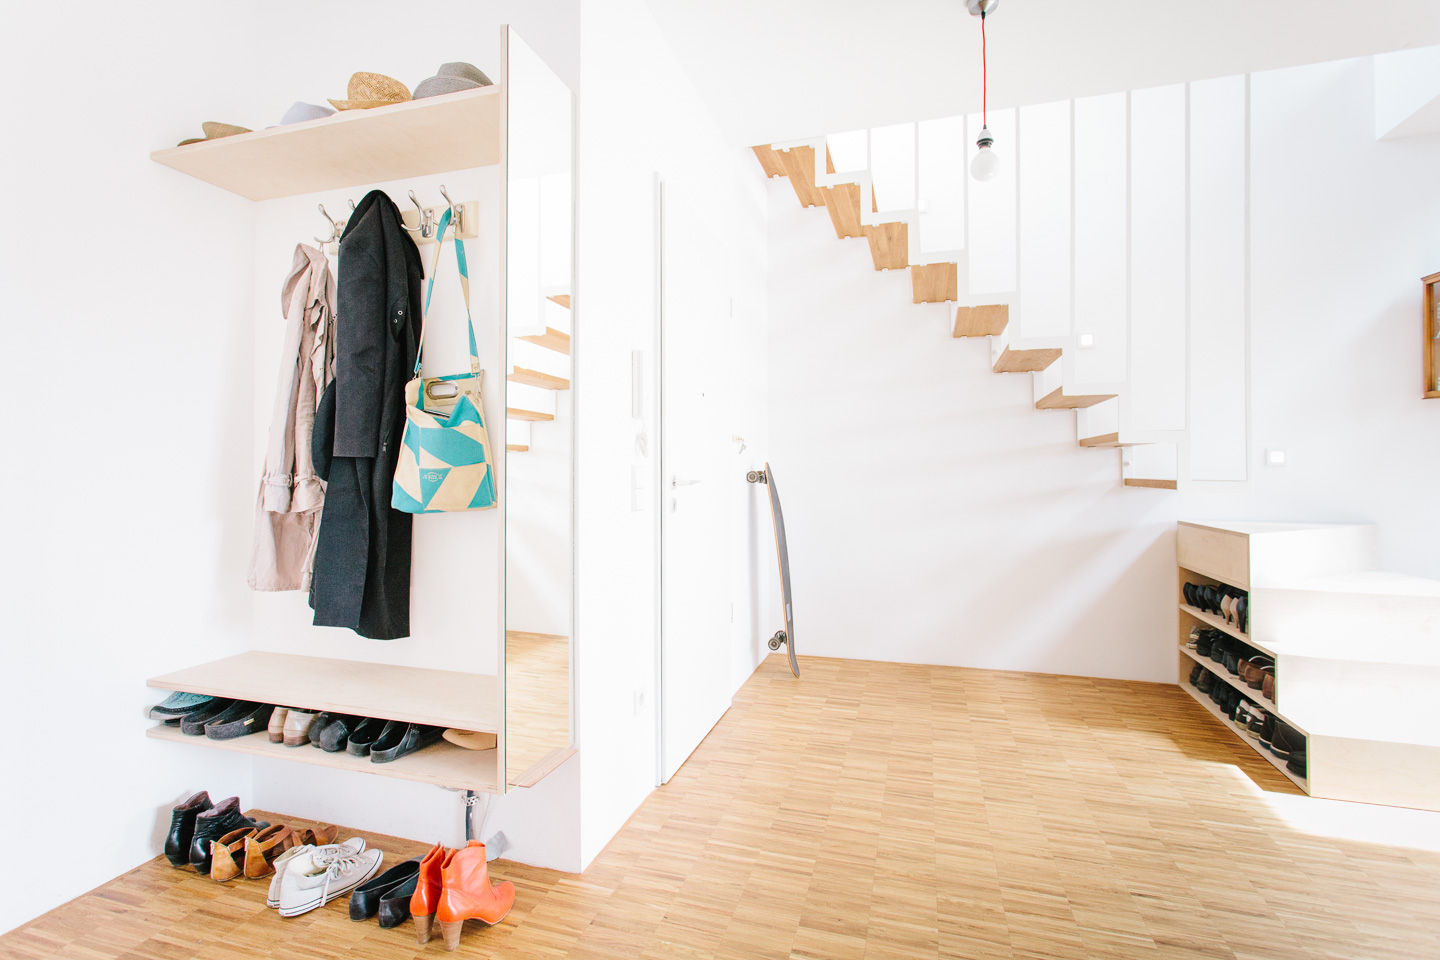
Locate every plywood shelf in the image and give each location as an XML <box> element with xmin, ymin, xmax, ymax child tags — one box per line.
<box><xmin>147</xmin><ymin>650</ymin><xmax>498</xmax><ymax>733</ymax></box>
<box><xmin>1180</xmin><ymin>680</ymin><xmax>1307</xmax><ymax>791</ymax></box>
<box><xmin>1177</xmin><ymin>603</ymin><xmax>1272</xmax><ymax>656</ymax></box>
<box><xmin>150</xmin><ymin>86</ymin><xmax>503</xmax><ymax>201</ymax></box>
<box><xmin>147</xmin><ymin>724</ymin><xmax>498</xmax><ymax>792</ymax></box>
<box><xmin>1178</xmin><ymin>644</ymin><xmax>1279</xmax><ymax>716</ymax></box>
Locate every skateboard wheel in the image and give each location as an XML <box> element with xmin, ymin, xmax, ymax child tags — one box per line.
<box><xmin>746</xmin><ymin>470</ymin><xmax>762</xmax><ymax>483</ymax></box>
<box><xmin>768</xmin><ymin>636</ymin><xmax>781</xmax><ymax>651</ymax></box>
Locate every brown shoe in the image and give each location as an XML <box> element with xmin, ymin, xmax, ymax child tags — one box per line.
<box><xmin>298</xmin><ymin>823</ymin><xmax>340</xmax><ymax>847</ymax></box>
<box><xmin>267</xmin><ymin>707</ymin><xmax>289</xmax><ymax>744</ymax></box>
<box><xmin>243</xmin><ymin>824</ymin><xmax>299</xmax><ymax>879</ymax></box>
<box><xmin>1261</xmin><ymin>668</ymin><xmax>1275</xmax><ymax>701</ymax></box>
<box><xmin>210</xmin><ymin>826</ymin><xmax>258</xmax><ymax>882</ymax></box>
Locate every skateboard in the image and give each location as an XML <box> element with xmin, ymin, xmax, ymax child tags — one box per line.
<box><xmin>747</xmin><ymin>463</ymin><xmax>797</xmax><ymax>677</ymax></box>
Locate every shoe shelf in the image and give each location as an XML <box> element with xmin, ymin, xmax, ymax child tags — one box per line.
<box><xmin>1177</xmin><ymin>644</ymin><xmax>1280</xmax><ymax>716</ymax></box>
<box><xmin>146</xmin><ymin>724</ymin><xmax>498</xmax><ymax>792</ymax></box>
<box><xmin>149</xmin><ymin>85</ymin><xmax>502</xmax><ymax>201</ymax></box>
<box><xmin>1179</xmin><ymin>680</ymin><xmax>1307</xmax><ymax>791</ymax></box>
<box><xmin>148</xmin><ymin>651</ymin><xmax>499</xmax><ymax>733</ymax></box>
<box><xmin>1176</xmin><ymin>603</ymin><xmax>1274</xmax><ymax>657</ymax></box>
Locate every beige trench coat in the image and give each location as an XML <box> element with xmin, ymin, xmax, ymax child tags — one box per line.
<box><xmin>248</xmin><ymin>244</ymin><xmax>336</xmax><ymax>591</ymax></box>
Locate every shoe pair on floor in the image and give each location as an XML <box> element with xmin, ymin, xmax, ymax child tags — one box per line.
<box><xmin>269</xmin><ymin>838</ymin><xmax>383</xmax><ymax>917</ymax></box>
<box><xmin>164</xmin><ymin>790</ymin><xmax>343</xmax><ymax>880</ymax></box>
<box><xmin>273</xmin><ymin>706</ymin><xmax>443</xmax><ymax>763</ymax></box>
<box><xmin>411</xmin><ymin>841</ymin><xmax>515</xmax><ymax>951</ymax></box>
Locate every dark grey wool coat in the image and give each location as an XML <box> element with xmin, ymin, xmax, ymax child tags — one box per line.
<box><xmin>310</xmin><ymin>190</ymin><xmax>423</xmax><ymax>639</ymax></box>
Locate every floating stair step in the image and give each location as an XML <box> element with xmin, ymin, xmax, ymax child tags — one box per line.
<box><xmin>507</xmin><ymin>407</ymin><xmax>555</xmax><ymax>423</ymax></box>
<box><xmin>1123</xmin><ymin>478</ymin><xmax>1177</xmax><ymax>490</ymax></box>
<box><xmin>507</xmin><ymin>444</ymin><xmax>529</xmax><ymax>453</ymax></box>
<box><xmin>752</xmin><ymin>144</ymin><xmax>786</xmax><ymax>179</ymax></box>
<box><xmin>518</xmin><ymin>327</ymin><xmax>570</xmax><ymax>355</ymax></box>
<box><xmin>992</xmin><ymin>346</ymin><xmax>1061</xmax><ymax>373</ymax></box>
<box><xmin>1035</xmin><ymin>387</ymin><xmax>1117</xmax><ymax>410</ymax></box>
<box><xmin>864</xmin><ymin>221</ymin><xmax>908</xmax><ymax>271</ymax></box>
<box><xmin>911</xmin><ymin>263</ymin><xmax>958</xmax><ymax>304</ymax></box>
<box><xmin>952</xmin><ymin>304</ymin><xmax>1009</xmax><ymax>338</ymax></box>
<box><xmin>1078</xmin><ymin>432</ymin><xmax>1147</xmax><ymax>447</ymax></box>
<box><xmin>508</xmin><ymin>366</ymin><xmax>570</xmax><ymax>390</ymax></box>
<box><xmin>778</xmin><ymin>146</ymin><xmax>826</xmax><ymax>208</ymax></box>
<box><xmin>821</xmin><ymin>182</ymin><xmax>864</xmax><ymax>239</ymax></box>
<box><xmin>546</xmin><ymin>293</ymin><xmax>571</xmax><ymax>309</ymax></box>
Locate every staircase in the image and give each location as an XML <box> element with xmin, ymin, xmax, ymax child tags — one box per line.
<box><xmin>752</xmin><ymin>141</ymin><xmax>1177</xmax><ymax>490</ymax></box>
<box><xmin>506</xmin><ymin>295</ymin><xmax>571</xmax><ymax>455</ymax></box>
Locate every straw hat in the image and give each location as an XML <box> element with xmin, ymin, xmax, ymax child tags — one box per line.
<box><xmin>176</xmin><ymin>121</ymin><xmax>251</xmax><ymax>146</ymax></box>
<box><xmin>414</xmin><ymin>62</ymin><xmax>493</xmax><ymax>99</ymax></box>
<box><xmin>442</xmin><ymin>729</ymin><xmax>498</xmax><ymax>751</ymax></box>
<box><xmin>329</xmin><ymin>72</ymin><xmax>411</xmax><ymax>110</ymax></box>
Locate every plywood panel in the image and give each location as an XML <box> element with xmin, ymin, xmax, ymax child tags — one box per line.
<box><xmin>1072</xmin><ymin>93</ymin><xmax>1128</xmax><ymax>385</ymax></box>
<box><xmin>1018</xmin><ymin>101</ymin><xmax>1072</xmax><ymax>338</ymax></box>
<box><xmin>1129</xmin><ymin>84</ymin><xmax>1188</xmax><ymax>431</ymax></box>
<box><xmin>150</xmin><ymin>87</ymin><xmax>502</xmax><ymax>201</ymax></box>
<box><xmin>518</xmin><ymin>326</ymin><xmax>571</xmax><ymax>354</ymax></box>
<box><xmin>508</xmin><ymin>366</ymin><xmax>570</xmax><ymax>390</ymax></box>
<box><xmin>1035</xmin><ymin>387</ymin><xmax>1117</xmax><ymax>409</ymax></box>
<box><xmin>1189</xmin><ymin>76</ymin><xmax>1249</xmax><ymax>481</ymax></box>
<box><xmin>1177</xmin><ymin>521</ymin><xmax>1250</xmax><ymax>588</ymax></box>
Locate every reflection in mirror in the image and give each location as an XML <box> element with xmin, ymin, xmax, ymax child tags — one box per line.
<box><xmin>504</xmin><ymin>27</ymin><xmax>574</xmax><ymax>787</ymax></box>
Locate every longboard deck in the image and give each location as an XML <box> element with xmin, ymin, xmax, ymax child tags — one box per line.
<box><xmin>764</xmin><ymin>462</ymin><xmax>798</xmax><ymax>677</ymax></box>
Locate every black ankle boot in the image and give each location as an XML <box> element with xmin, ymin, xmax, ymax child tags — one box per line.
<box><xmin>164</xmin><ymin>790</ymin><xmax>212</xmax><ymax>867</ymax></box>
<box><xmin>188</xmin><ymin>797</ymin><xmax>268</xmax><ymax>872</ymax></box>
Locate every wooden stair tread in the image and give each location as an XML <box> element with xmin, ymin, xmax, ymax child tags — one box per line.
<box><xmin>518</xmin><ymin>327</ymin><xmax>571</xmax><ymax>355</ymax></box>
<box><xmin>507</xmin><ymin>407</ymin><xmax>555</xmax><ymax>423</ymax></box>
<box><xmin>507</xmin><ymin>444</ymin><xmax>529</xmax><ymax>452</ymax></box>
<box><xmin>822</xmin><ymin>182</ymin><xmax>864</xmax><ymax>239</ymax></box>
<box><xmin>993</xmin><ymin>346</ymin><xmax>1062</xmax><ymax>373</ymax></box>
<box><xmin>752</xmin><ymin>144</ymin><xmax>786</xmax><ymax>179</ymax></box>
<box><xmin>778</xmin><ymin>146</ymin><xmax>826</xmax><ymax>208</ymax></box>
<box><xmin>546</xmin><ymin>293</ymin><xmax>571</xmax><ymax>309</ymax></box>
<box><xmin>1035</xmin><ymin>387</ymin><xmax>1117</xmax><ymax>410</ymax></box>
<box><xmin>864</xmin><ymin>221</ymin><xmax>908</xmax><ymax>271</ymax></box>
<box><xmin>953</xmin><ymin>304</ymin><xmax>1009</xmax><ymax>338</ymax></box>
<box><xmin>1078</xmin><ymin>433</ymin><xmax>1148</xmax><ymax>448</ymax></box>
<box><xmin>1124</xmin><ymin>478</ymin><xmax>1178</xmax><ymax>490</ymax></box>
<box><xmin>911</xmin><ymin>263</ymin><xmax>958</xmax><ymax>304</ymax></box>
<box><xmin>508</xmin><ymin>366</ymin><xmax>570</xmax><ymax>390</ymax></box>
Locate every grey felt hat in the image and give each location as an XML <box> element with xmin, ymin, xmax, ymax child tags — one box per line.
<box><xmin>413</xmin><ymin>61</ymin><xmax>493</xmax><ymax>99</ymax></box>
<box><xmin>277</xmin><ymin>101</ymin><xmax>336</xmax><ymax>125</ymax></box>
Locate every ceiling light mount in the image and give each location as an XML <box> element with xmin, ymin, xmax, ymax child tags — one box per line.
<box><xmin>967</xmin><ymin>0</ymin><xmax>999</xmax><ymax>16</ymax></box>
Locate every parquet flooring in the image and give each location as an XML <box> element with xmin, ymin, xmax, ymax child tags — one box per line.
<box><xmin>6</xmin><ymin>655</ymin><xmax>1440</xmax><ymax>959</ymax></box>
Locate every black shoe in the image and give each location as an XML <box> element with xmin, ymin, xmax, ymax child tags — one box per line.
<box><xmin>370</xmin><ymin>722</ymin><xmax>445</xmax><ymax>763</ymax></box>
<box><xmin>1236</xmin><ymin>596</ymin><xmax>1249</xmax><ymax>632</ymax></box>
<box><xmin>1184</xmin><ymin>583</ymin><xmax>1199</xmax><ymax>607</ymax></box>
<box><xmin>349</xmin><ymin>858</ymin><xmax>421</xmax><ymax>920</ymax></box>
<box><xmin>1188</xmin><ymin>663</ymin><xmax>1203</xmax><ymax>686</ymax></box>
<box><xmin>378</xmin><ymin>871</ymin><xmax>420</xmax><ymax>928</ymax></box>
<box><xmin>188</xmin><ymin>797</ymin><xmax>267</xmax><ymax>873</ymax></box>
<box><xmin>1258</xmin><ymin>715</ymin><xmax>1276</xmax><ymax>749</ymax></box>
<box><xmin>163</xmin><ymin>790</ymin><xmax>212</xmax><ymax>867</ymax></box>
<box><xmin>203</xmin><ymin>701</ymin><xmax>275</xmax><ymax>740</ymax></box>
<box><xmin>316</xmin><ymin>714</ymin><xmax>365</xmax><ymax>753</ymax></box>
<box><xmin>1195</xmin><ymin>631</ymin><xmax>1214</xmax><ymax>658</ymax></box>
<box><xmin>346</xmin><ymin>717</ymin><xmax>389</xmax><ymax>758</ymax></box>
<box><xmin>1270</xmin><ymin>723</ymin><xmax>1306</xmax><ymax>761</ymax></box>
<box><xmin>1287</xmin><ymin>755</ymin><xmax>1307</xmax><ymax>778</ymax></box>
<box><xmin>179</xmin><ymin>699</ymin><xmax>235</xmax><ymax>736</ymax></box>
<box><xmin>1196</xmin><ymin>671</ymin><xmax>1214</xmax><ymax>694</ymax></box>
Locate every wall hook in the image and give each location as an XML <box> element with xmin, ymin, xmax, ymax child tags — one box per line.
<box><xmin>438</xmin><ymin>184</ymin><xmax>463</xmax><ymax>234</ymax></box>
<box><xmin>405</xmin><ymin>190</ymin><xmax>435</xmax><ymax>238</ymax></box>
<box><xmin>315</xmin><ymin>203</ymin><xmax>342</xmax><ymax>244</ymax></box>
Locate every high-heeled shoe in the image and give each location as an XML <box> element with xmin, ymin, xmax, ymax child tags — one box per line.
<box><xmin>436</xmin><ymin>840</ymin><xmax>515</xmax><ymax>951</ymax></box>
<box><xmin>410</xmin><ymin>843</ymin><xmax>447</xmax><ymax>944</ymax></box>
<box><xmin>164</xmin><ymin>790</ymin><xmax>212</xmax><ymax>867</ymax></box>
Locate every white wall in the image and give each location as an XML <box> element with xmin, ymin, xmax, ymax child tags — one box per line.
<box><xmin>575</xmin><ymin>0</ymin><xmax>771</xmax><ymax>866</ymax></box>
<box><xmin>765</xmin><ymin>53</ymin><xmax>1440</xmax><ymax>683</ymax></box>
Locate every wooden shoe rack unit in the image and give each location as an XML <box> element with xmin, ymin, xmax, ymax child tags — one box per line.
<box><xmin>1176</xmin><ymin>520</ymin><xmax>1440</xmax><ymax>811</ymax></box>
<box><xmin>1177</xmin><ymin>521</ymin><xmax>1307</xmax><ymax>791</ymax></box>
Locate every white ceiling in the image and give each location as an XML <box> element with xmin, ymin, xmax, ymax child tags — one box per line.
<box><xmin>644</xmin><ymin>0</ymin><xmax>1440</xmax><ymax>146</ymax></box>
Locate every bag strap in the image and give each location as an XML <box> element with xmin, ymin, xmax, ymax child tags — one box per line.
<box><xmin>413</xmin><ymin>205</ymin><xmax>481</xmax><ymax>378</ymax></box>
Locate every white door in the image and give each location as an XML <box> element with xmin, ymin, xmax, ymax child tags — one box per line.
<box><xmin>658</xmin><ymin>177</ymin><xmax>734</xmax><ymax>782</ymax></box>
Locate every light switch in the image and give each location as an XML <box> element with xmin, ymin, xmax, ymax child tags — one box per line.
<box><xmin>1265</xmin><ymin>448</ymin><xmax>1287</xmax><ymax>467</ymax></box>
<box><xmin>1078</xmin><ymin>333</ymin><xmax>1095</xmax><ymax>349</ymax></box>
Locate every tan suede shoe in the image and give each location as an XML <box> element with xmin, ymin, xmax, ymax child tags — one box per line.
<box><xmin>210</xmin><ymin>826</ymin><xmax>258</xmax><ymax>882</ymax></box>
<box><xmin>243</xmin><ymin>824</ymin><xmax>299</xmax><ymax>879</ymax></box>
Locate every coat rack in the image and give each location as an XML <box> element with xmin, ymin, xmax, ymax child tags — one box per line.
<box><xmin>316</xmin><ymin>185</ymin><xmax>478</xmax><ymax>255</ymax></box>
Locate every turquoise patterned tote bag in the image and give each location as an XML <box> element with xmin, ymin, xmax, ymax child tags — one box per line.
<box><xmin>392</xmin><ymin>207</ymin><xmax>498</xmax><ymax>514</ymax></box>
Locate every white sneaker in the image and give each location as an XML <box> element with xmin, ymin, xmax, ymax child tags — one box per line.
<box><xmin>265</xmin><ymin>838</ymin><xmax>367</xmax><ymax>908</ymax></box>
<box><xmin>277</xmin><ymin>848</ymin><xmax>384</xmax><ymax>918</ymax></box>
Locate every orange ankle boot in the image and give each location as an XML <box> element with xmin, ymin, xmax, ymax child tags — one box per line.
<box><xmin>409</xmin><ymin>843</ymin><xmax>448</xmax><ymax>944</ymax></box>
<box><xmin>436</xmin><ymin>841</ymin><xmax>515</xmax><ymax>951</ymax></box>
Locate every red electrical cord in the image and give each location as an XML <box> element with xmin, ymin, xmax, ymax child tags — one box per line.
<box><xmin>981</xmin><ymin>11</ymin><xmax>988</xmax><ymax>128</ymax></box>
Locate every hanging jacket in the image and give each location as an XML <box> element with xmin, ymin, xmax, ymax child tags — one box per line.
<box><xmin>309</xmin><ymin>190</ymin><xmax>423</xmax><ymax>639</ymax></box>
<box><xmin>248</xmin><ymin>243</ymin><xmax>336</xmax><ymax>591</ymax></box>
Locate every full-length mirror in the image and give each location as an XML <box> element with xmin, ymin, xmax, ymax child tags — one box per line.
<box><xmin>504</xmin><ymin>27</ymin><xmax>574</xmax><ymax>787</ymax></box>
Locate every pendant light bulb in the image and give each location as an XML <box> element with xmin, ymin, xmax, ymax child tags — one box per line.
<box><xmin>971</xmin><ymin>126</ymin><xmax>999</xmax><ymax>182</ymax></box>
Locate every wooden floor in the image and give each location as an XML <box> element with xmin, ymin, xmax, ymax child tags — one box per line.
<box><xmin>504</xmin><ymin>630</ymin><xmax>570</xmax><ymax>783</ymax></box>
<box><xmin>7</xmin><ymin>655</ymin><xmax>1440</xmax><ymax>959</ymax></box>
